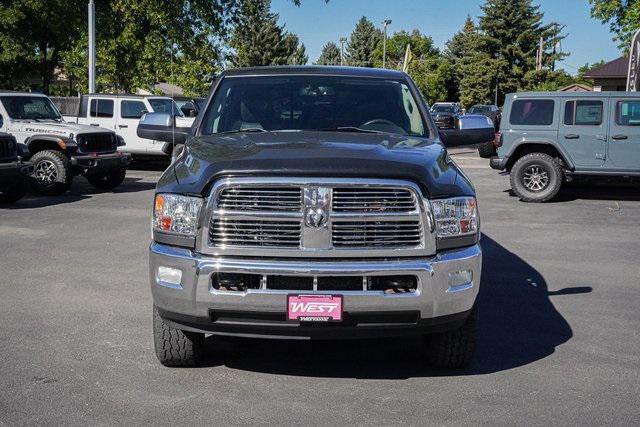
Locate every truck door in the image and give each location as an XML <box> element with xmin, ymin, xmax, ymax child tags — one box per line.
<box><xmin>117</xmin><ymin>98</ymin><xmax>150</xmax><ymax>154</ymax></box>
<box><xmin>606</xmin><ymin>97</ymin><xmax>640</xmax><ymax>171</ymax></box>
<box><xmin>558</xmin><ymin>98</ymin><xmax>608</xmax><ymax>168</ymax></box>
<box><xmin>87</xmin><ymin>97</ymin><xmax>116</xmax><ymax>130</ymax></box>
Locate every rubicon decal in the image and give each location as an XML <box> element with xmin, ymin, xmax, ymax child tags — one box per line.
<box><xmin>287</xmin><ymin>295</ymin><xmax>343</xmax><ymax>322</ymax></box>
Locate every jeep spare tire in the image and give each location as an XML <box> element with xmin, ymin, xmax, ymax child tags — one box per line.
<box><xmin>29</xmin><ymin>150</ymin><xmax>73</xmax><ymax>196</ymax></box>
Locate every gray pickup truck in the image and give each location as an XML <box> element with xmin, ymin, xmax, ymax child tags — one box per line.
<box><xmin>137</xmin><ymin>66</ymin><xmax>495</xmax><ymax>369</ymax></box>
<box><xmin>491</xmin><ymin>92</ymin><xmax>640</xmax><ymax>202</ymax></box>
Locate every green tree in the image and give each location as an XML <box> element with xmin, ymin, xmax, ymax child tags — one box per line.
<box><xmin>478</xmin><ymin>0</ymin><xmax>567</xmax><ymax>104</ymax></box>
<box><xmin>371</xmin><ymin>29</ymin><xmax>439</xmax><ymax>68</ymax></box>
<box><xmin>0</xmin><ymin>0</ymin><xmax>85</xmax><ymax>93</ymax></box>
<box><xmin>575</xmin><ymin>60</ymin><xmax>606</xmax><ymax>85</ymax></box>
<box><xmin>590</xmin><ymin>0</ymin><xmax>640</xmax><ymax>51</ymax></box>
<box><xmin>346</xmin><ymin>16</ymin><xmax>382</xmax><ymax>67</ymax></box>
<box><xmin>284</xmin><ymin>34</ymin><xmax>308</xmax><ymax>65</ymax></box>
<box><xmin>522</xmin><ymin>69</ymin><xmax>575</xmax><ymax>91</ymax></box>
<box><xmin>316</xmin><ymin>42</ymin><xmax>341</xmax><ymax>65</ymax></box>
<box><xmin>228</xmin><ymin>0</ymin><xmax>303</xmax><ymax>68</ymax></box>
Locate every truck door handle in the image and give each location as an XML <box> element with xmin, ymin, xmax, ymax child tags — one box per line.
<box><xmin>611</xmin><ymin>134</ymin><xmax>628</xmax><ymax>140</ymax></box>
<box><xmin>90</xmin><ymin>123</ymin><xmax>99</xmax><ymax>126</ymax></box>
<box><xmin>118</xmin><ymin>125</ymin><xmax>129</xmax><ymax>128</ymax></box>
<box><xmin>564</xmin><ymin>134</ymin><xmax>579</xmax><ymax>139</ymax></box>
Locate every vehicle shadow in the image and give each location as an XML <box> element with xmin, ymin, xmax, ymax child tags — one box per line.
<box><xmin>2</xmin><ymin>176</ymin><xmax>156</xmax><ymax>209</ymax></box>
<box><xmin>506</xmin><ymin>181</ymin><xmax>640</xmax><ymax>203</ymax></box>
<box><xmin>196</xmin><ymin>235</ymin><xmax>587</xmax><ymax>378</ymax></box>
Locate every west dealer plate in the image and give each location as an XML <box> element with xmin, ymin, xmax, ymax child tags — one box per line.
<box><xmin>287</xmin><ymin>295</ymin><xmax>343</xmax><ymax>322</ymax></box>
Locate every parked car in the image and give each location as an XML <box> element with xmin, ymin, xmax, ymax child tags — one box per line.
<box><xmin>491</xmin><ymin>91</ymin><xmax>640</xmax><ymax>202</ymax></box>
<box><xmin>0</xmin><ymin>92</ymin><xmax>130</xmax><ymax>195</ymax></box>
<box><xmin>0</xmin><ymin>133</ymin><xmax>33</xmax><ymax>204</ymax></box>
<box><xmin>430</xmin><ymin>102</ymin><xmax>462</xmax><ymax>129</ymax></box>
<box><xmin>468</xmin><ymin>104</ymin><xmax>501</xmax><ymax>130</ymax></box>
<box><xmin>56</xmin><ymin>94</ymin><xmax>194</xmax><ymax>159</ymax></box>
<box><xmin>137</xmin><ymin>66</ymin><xmax>494</xmax><ymax>368</ymax></box>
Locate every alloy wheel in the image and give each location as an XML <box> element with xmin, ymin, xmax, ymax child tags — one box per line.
<box><xmin>34</xmin><ymin>160</ymin><xmax>58</xmax><ymax>185</ymax></box>
<box><xmin>522</xmin><ymin>165</ymin><xmax>550</xmax><ymax>192</ymax></box>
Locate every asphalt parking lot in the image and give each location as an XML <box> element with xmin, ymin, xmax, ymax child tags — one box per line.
<box><xmin>1</xmin><ymin>152</ymin><xmax>639</xmax><ymax>425</ymax></box>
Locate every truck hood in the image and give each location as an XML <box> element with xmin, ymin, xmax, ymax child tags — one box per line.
<box><xmin>7</xmin><ymin>120</ymin><xmax>113</xmax><ymax>138</ymax></box>
<box><xmin>160</xmin><ymin>131</ymin><xmax>474</xmax><ymax>198</ymax></box>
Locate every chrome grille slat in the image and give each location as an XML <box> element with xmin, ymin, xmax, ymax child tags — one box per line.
<box><xmin>218</xmin><ymin>187</ymin><xmax>302</xmax><ymax>212</ymax></box>
<box><xmin>332</xmin><ymin>187</ymin><xmax>416</xmax><ymax>213</ymax></box>
<box><xmin>332</xmin><ymin>220</ymin><xmax>422</xmax><ymax>248</ymax></box>
<box><xmin>209</xmin><ymin>219</ymin><xmax>301</xmax><ymax>248</ymax></box>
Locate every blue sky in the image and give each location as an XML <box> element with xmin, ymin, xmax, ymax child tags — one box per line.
<box><xmin>271</xmin><ymin>0</ymin><xmax>621</xmax><ymax>74</ymax></box>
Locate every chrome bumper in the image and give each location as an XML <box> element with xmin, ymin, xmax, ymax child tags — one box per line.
<box><xmin>149</xmin><ymin>243</ymin><xmax>481</xmax><ymax>332</ymax></box>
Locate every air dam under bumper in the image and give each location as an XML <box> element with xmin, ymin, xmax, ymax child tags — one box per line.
<box><xmin>149</xmin><ymin>243</ymin><xmax>481</xmax><ymax>340</ymax></box>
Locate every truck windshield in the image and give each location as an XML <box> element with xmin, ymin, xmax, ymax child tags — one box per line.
<box><xmin>201</xmin><ymin>76</ymin><xmax>428</xmax><ymax>136</ymax></box>
<box><xmin>431</xmin><ymin>105</ymin><xmax>455</xmax><ymax>113</ymax></box>
<box><xmin>0</xmin><ymin>96</ymin><xmax>62</xmax><ymax>121</ymax></box>
<box><xmin>149</xmin><ymin>98</ymin><xmax>184</xmax><ymax>117</ymax></box>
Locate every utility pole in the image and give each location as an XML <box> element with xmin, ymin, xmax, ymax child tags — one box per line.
<box><xmin>88</xmin><ymin>0</ymin><xmax>96</xmax><ymax>93</ymax></box>
<box><xmin>536</xmin><ymin>36</ymin><xmax>544</xmax><ymax>71</ymax></box>
<box><xmin>382</xmin><ymin>19</ymin><xmax>392</xmax><ymax>69</ymax></box>
<box><xmin>339</xmin><ymin>37</ymin><xmax>347</xmax><ymax>66</ymax></box>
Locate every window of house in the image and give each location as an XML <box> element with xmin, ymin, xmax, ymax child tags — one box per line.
<box><xmin>90</xmin><ymin>99</ymin><xmax>114</xmax><ymax>118</ymax></box>
<box><xmin>509</xmin><ymin>99</ymin><xmax>554</xmax><ymax>126</ymax></box>
<box><xmin>616</xmin><ymin>100</ymin><xmax>640</xmax><ymax>126</ymax></box>
<box><xmin>564</xmin><ymin>100</ymin><xmax>603</xmax><ymax>125</ymax></box>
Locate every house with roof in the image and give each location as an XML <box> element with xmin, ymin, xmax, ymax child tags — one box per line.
<box><xmin>582</xmin><ymin>56</ymin><xmax>630</xmax><ymax>91</ymax></box>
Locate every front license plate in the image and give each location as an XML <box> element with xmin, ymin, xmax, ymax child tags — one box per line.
<box><xmin>287</xmin><ymin>295</ymin><xmax>343</xmax><ymax>322</ymax></box>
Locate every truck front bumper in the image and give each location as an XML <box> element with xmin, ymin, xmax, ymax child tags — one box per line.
<box><xmin>0</xmin><ymin>161</ymin><xmax>33</xmax><ymax>183</ymax></box>
<box><xmin>71</xmin><ymin>152</ymin><xmax>131</xmax><ymax>171</ymax></box>
<box><xmin>149</xmin><ymin>243</ymin><xmax>482</xmax><ymax>339</ymax></box>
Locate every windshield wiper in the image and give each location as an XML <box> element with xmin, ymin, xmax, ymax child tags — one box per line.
<box><xmin>319</xmin><ymin>126</ymin><xmax>384</xmax><ymax>134</ymax></box>
<box><xmin>218</xmin><ymin>128</ymin><xmax>267</xmax><ymax>135</ymax></box>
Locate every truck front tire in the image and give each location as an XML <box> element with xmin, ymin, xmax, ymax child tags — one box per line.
<box><xmin>29</xmin><ymin>150</ymin><xmax>73</xmax><ymax>196</ymax></box>
<box><xmin>153</xmin><ymin>306</ymin><xmax>204</xmax><ymax>367</ymax></box>
<box><xmin>87</xmin><ymin>167</ymin><xmax>127</xmax><ymax>191</ymax></box>
<box><xmin>423</xmin><ymin>305</ymin><xmax>477</xmax><ymax>369</ymax></box>
<box><xmin>510</xmin><ymin>152</ymin><xmax>563</xmax><ymax>203</ymax></box>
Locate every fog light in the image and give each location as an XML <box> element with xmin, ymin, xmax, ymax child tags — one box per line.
<box><xmin>447</xmin><ymin>269</ymin><xmax>473</xmax><ymax>292</ymax></box>
<box><xmin>157</xmin><ymin>266</ymin><xmax>183</xmax><ymax>289</ymax></box>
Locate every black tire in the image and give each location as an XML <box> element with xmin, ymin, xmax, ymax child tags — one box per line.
<box><xmin>423</xmin><ymin>305</ymin><xmax>477</xmax><ymax>369</ymax></box>
<box><xmin>0</xmin><ymin>179</ymin><xmax>28</xmax><ymax>204</ymax></box>
<box><xmin>510</xmin><ymin>152</ymin><xmax>563</xmax><ymax>203</ymax></box>
<box><xmin>153</xmin><ymin>306</ymin><xmax>203</xmax><ymax>367</ymax></box>
<box><xmin>87</xmin><ymin>167</ymin><xmax>127</xmax><ymax>191</ymax></box>
<box><xmin>477</xmin><ymin>141</ymin><xmax>496</xmax><ymax>159</ymax></box>
<box><xmin>29</xmin><ymin>150</ymin><xmax>72</xmax><ymax>196</ymax></box>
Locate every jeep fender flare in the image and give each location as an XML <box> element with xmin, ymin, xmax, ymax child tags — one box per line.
<box><xmin>25</xmin><ymin>135</ymin><xmax>76</xmax><ymax>157</ymax></box>
<box><xmin>504</xmin><ymin>138</ymin><xmax>575</xmax><ymax>171</ymax></box>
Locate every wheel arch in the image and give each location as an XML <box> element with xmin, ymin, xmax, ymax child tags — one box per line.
<box><xmin>505</xmin><ymin>141</ymin><xmax>574</xmax><ymax>172</ymax></box>
<box><xmin>25</xmin><ymin>135</ymin><xmax>73</xmax><ymax>157</ymax></box>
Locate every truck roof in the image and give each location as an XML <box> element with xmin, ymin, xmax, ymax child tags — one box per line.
<box><xmin>0</xmin><ymin>91</ymin><xmax>47</xmax><ymax>96</ymax></box>
<box><xmin>508</xmin><ymin>91</ymin><xmax>640</xmax><ymax>99</ymax></box>
<box><xmin>83</xmin><ymin>93</ymin><xmax>172</xmax><ymax>99</ymax></box>
<box><xmin>221</xmin><ymin>65</ymin><xmax>407</xmax><ymax>79</ymax></box>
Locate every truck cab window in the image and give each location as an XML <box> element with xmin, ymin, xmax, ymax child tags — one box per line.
<box><xmin>90</xmin><ymin>99</ymin><xmax>114</xmax><ymax>118</ymax></box>
<box><xmin>616</xmin><ymin>101</ymin><xmax>640</xmax><ymax>126</ymax></box>
<box><xmin>564</xmin><ymin>100</ymin><xmax>603</xmax><ymax>126</ymax></box>
<box><xmin>121</xmin><ymin>100</ymin><xmax>147</xmax><ymax>119</ymax></box>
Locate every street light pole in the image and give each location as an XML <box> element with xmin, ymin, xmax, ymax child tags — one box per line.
<box><xmin>339</xmin><ymin>37</ymin><xmax>347</xmax><ymax>66</ymax></box>
<box><xmin>382</xmin><ymin>19</ymin><xmax>392</xmax><ymax>69</ymax></box>
<box><xmin>88</xmin><ymin>0</ymin><xmax>96</xmax><ymax>93</ymax></box>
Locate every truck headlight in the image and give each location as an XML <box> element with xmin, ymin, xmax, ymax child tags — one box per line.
<box><xmin>153</xmin><ymin>194</ymin><xmax>203</xmax><ymax>237</ymax></box>
<box><xmin>430</xmin><ymin>197</ymin><xmax>479</xmax><ymax>249</ymax></box>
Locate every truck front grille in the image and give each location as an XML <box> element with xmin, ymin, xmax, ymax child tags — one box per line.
<box><xmin>204</xmin><ymin>178</ymin><xmax>430</xmax><ymax>257</ymax></box>
<box><xmin>77</xmin><ymin>133</ymin><xmax>116</xmax><ymax>153</ymax></box>
<box><xmin>0</xmin><ymin>135</ymin><xmax>16</xmax><ymax>159</ymax></box>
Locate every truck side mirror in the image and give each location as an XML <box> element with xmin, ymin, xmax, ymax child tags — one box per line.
<box><xmin>137</xmin><ymin>112</ymin><xmax>191</xmax><ymax>144</ymax></box>
<box><xmin>439</xmin><ymin>115</ymin><xmax>495</xmax><ymax>148</ymax></box>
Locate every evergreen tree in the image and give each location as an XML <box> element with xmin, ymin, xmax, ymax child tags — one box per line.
<box><xmin>316</xmin><ymin>42</ymin><xmax>341</xmax><ymax>65</ymax></box>
<box><xmin>284</xmin><ymin>34</ymin><xmax>308</xmax><ymax>65</ymax></box>
<box><xmin>346</xmin><ymin>17</ymin><xmax>382</xmax><ymax>67</ymax></box>
<box><xmin>478</xmin><ymin>0</ymin><xmax>567</xmax><ymax>103</ymax></box>
<box><xmin>371</xmin><ymin>29</ymin><xmax>439</xmax><ymax>68</ymax></box>
<box><xmin>228</xmin><ymin>0</ymin><xmax>303</xmax><ymax>68</ymax></box>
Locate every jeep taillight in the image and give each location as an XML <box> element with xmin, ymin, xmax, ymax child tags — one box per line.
<box><xmin>494</xmin><ymin>132</ymin><xmax>502</xmax><ymax>148</ymax></box>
